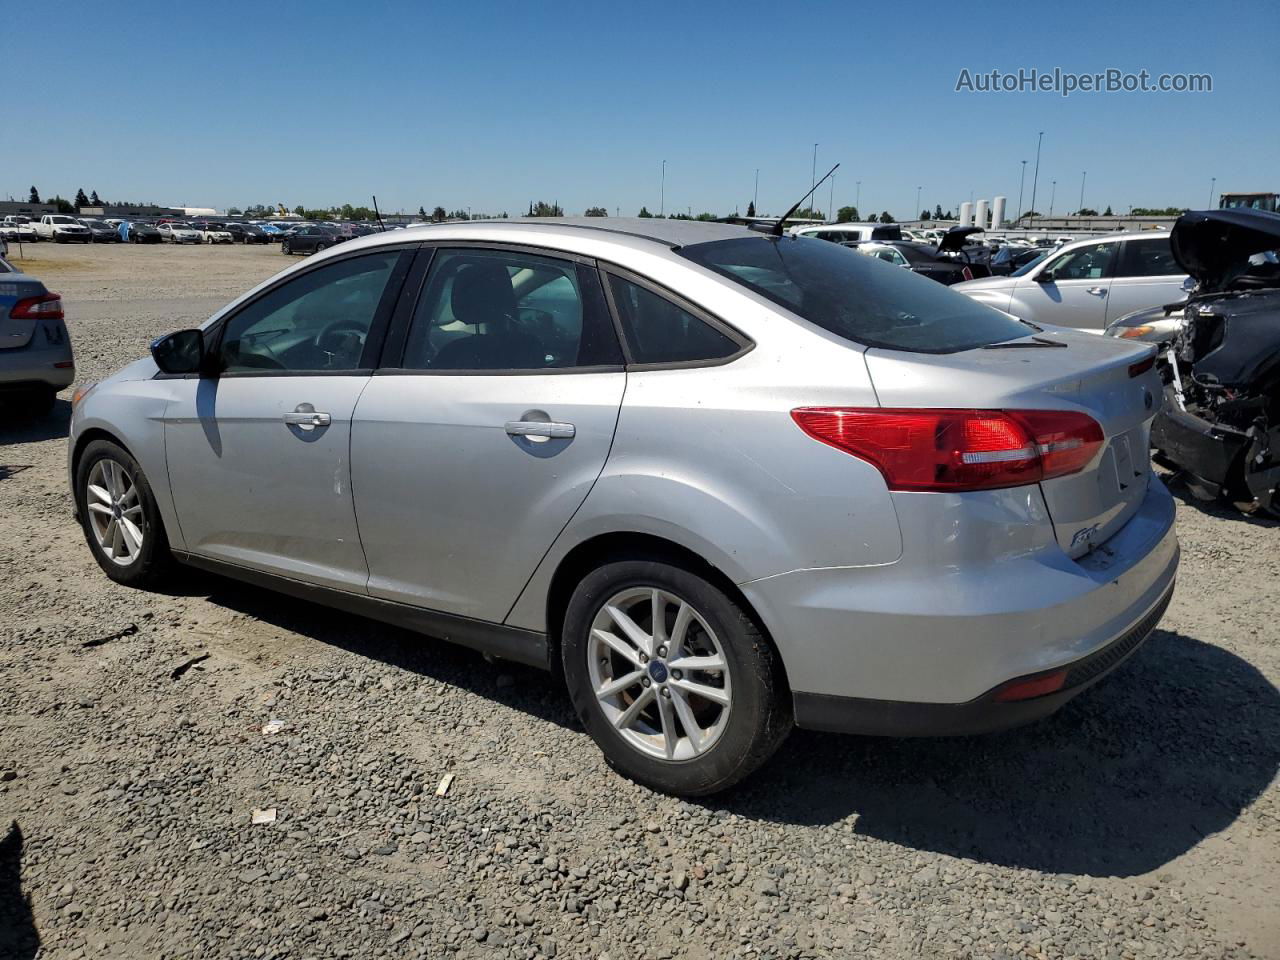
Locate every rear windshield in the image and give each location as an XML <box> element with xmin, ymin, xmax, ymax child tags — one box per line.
<box><xmin>679</xmin><ymin>236</ymin><xmax>1027</xmax><ymax>353</ymax></box>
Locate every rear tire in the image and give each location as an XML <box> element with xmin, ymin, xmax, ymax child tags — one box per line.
<box><xmin>561</xmin><ymin>558</ymin><xmax>792</xmax><ymax>796</ymax></box>
<box><xmin>282</xmin><ymin>241</ymin><xmax>291</xmax><ymax>255</ymax></box>
<box><xmin>74</xmin><ymin>439</ymin><xmax>175</xmax><ymax>589</ymax></box>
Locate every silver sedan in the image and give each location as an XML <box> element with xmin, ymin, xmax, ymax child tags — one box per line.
<box><xmin>67</xmin><ymin>219</ymin><xmax>1178</xmax><ymax>795</ymax></box>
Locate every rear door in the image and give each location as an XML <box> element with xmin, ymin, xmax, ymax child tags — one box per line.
<box><xmin>1013</xmin><ymin>240</ymin><xmax>1119</xmax><ymax>331</ymax></box>
<box><xmin>351</xmin><ymin>245</ymin><xmax>626</xmax><ymax>622</ymax></box>
<box><xmin>1105</xmin><ymin>235</ymin><xmax>1191</xmax><ymax>324</ymax></box>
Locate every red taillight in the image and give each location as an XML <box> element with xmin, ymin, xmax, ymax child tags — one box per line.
<box><xmin>993</xmin><ymin>669</ymin><xmax>1068</xmax><ymax>702</ymax></box>
<box><xmin>791</xmin><ymin>407</ymin><xmax>1103</xmax><ymax>492</ymax></box>
<box><xmin>10</xmin><ymin>293</ymin><xmax>64</xmax><ymax>321</ymax></box>
<box><xmin>1128</xmin><ymin>354</ymin><xmax>1155</xmax><ymax>378</ymax></box>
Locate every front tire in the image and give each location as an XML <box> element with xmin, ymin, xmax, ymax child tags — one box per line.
<box><xmin>562</xmin><ymin>558</ymin><xmax>791</xmax><ymax>796</ymax></box>
<box><xmin>75</xmin><ymin>439</ymin><xmax>175</xmax><ymax>588</ymax></box>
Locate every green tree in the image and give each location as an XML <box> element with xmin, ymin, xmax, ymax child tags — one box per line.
<box><xmin>418</xmin><ymin>206</ymin><xmax>427</xmax><ymax>218</ymax></box>
<box><xmin>920</xmin><ymin>209</ymin><xmax>931</xmax><ymax>221</ymax></box>
<box><xmin>431</xmin><ymin>206</ymin><xmax>447</xmax><ymax>222</ymax></box>
<box><xmin>638</xmin><ymin>206</ymin><xmax>653</xmax><ymax>218</ymax></box>
<box><xmin>695</xmin><ymin>212</ymin><xmax>718</xmax><ymax>221</ymax></box>
<box><xmin>879</xmin><ymin>211</ymin><xmax>895</xmax><ymax>224</ymax></box>
<box><xmin>943</xmin><ymin>209</ymin><xmax>954</xmax><ymax>220</ymax></box>
<box><xmin>835</xmin><ymin>205</ymin><xmax>858</xmax><ymax>223</ymax></box>
<box><xmin>74</xmin><ymin>187</ymin><xmax>89</xmax><ymax>209</ymax></box>
<box><xmin>90</xmin><ymin>190</ymin><xmax>102</xmax><ymax>206</ymax></box>
<box><xmin>293</xmin><ymin>205</ymin><xmax>305</xmax><ymax>216</ymax></box>
<box><xmin>526</xmin><ymin>201</ymin><xmax>562</xmax><ymax>217</ymax></box>
<box><xmin>866</xmin><ymin>212</ymin><xmax>879</xmax><ymax>223</ymax></box>
<box><xmin>1103</xmin><ymin>205</ymin><xmax>1113</xmax><ymax>216</ymax></box>
<box><xmin>1075</xmin><ymin>207</ymin><xmax>1099</xmax><ymax>216</ymax></box>
<box><xmin>934</xmin><ymin>204</ymin><xmax>944</xmax><ymax>220</ymax></box>
<box><xmin>227</xmin><ymin>206</ymin><xmax>242</xmax><ymax>216</ymax></box>
<box><xmin>746</xmin><ymin>200</ymin><xmax>756</xmax><ymax>218</ymax></box>
<box><xmin>584</xmin><ymin>206</ymin><xmax>608</xmax><ymax>217</ymax></box>
<box><xmin>53</xmin><ymin>195</ymin><xmax>75</xmax><ymax>214</ymax></box>
<box><xmin>29</xmin><ymin>186</ymin><xmax>41</xmax><ymax>203</ymax></box>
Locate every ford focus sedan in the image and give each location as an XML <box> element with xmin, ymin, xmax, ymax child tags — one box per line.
<box><xmin>67</xmin><ymin>219</ymin><xmax>1178</xmax><ymax>795</ymax></box>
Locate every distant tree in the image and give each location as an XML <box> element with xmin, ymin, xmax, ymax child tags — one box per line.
<box><xmin>53</xmin><ymin>195</ymin><xmax>75</xmax><ymax>214</ymax></box>
<box><xmin>74</xmin><ymin>188</ymin><xmax>89</xmax><ymax>209</ymax></box>
<box><xmin>934</xmin><ymin>204</ymin><xmax>944</xmax><ymax>220</ymax></box>
<box><xmin>1075</xmin><ymin>207</ymin><xmax>1099</xmax><ymax>216</ymax></box>
<box><xmin>293</xmin><ymin>205</ymin><xmax>305</xmax><ymax>216</ymax></box>
<box><xmin>836</xmin><ymin>205</ymin><xmax>858</xmax><ymax>223</ymax></box>
<box><xmin>695</xmin><ymin>212</ymin><xmax>718</xmax><ymax>221</ymax></box>
<box><xmin>527</xmin><ymin>201</ymin><xmax>562</xmax><ymax>217</ymax></box>
<box><xmin>1103</xmin><ymin>205</ymin><xmax>1113</xmax><ymax>216</ymax></box>
<box><xmin>418</xmin><ymin>206</ymin><xmax>427</xmax><ymax>218</ymax></box>
<box><xmin>1131</xmin><ymin>206</ymin><xmax>1189</xmax><ymax>216</ymax></box>
<box><xmin>431</xmin><ymin>206</ymin><xmax>447</xmax><ymax>222</ymax></box>
<box><xmin>920</xmin><ymin>209</ymin><xmax>931</xmax><ymax>221</ymax></box>
<box><xmin>943</xmin><ymin>209</ymin><xmax>954</xmax><ymax>220</ymax></box>
<box><xmin>583</xmin><ymin>206</ymin><xmax>608</xmax><ymax>217</ymax></box>
<box><xmin>638</xmin><ymin>206</ymin><xmax>653</xmax><ymax>218</ymax></box>
<box><xmin>90</xmin><ymin>190</ymin><xmax>102</xmax><ymax>206</ymax></box>
<box><xmin>1023</xmin><ymin>210</ymin><xmax>1041</xmax><ymax>218</ymax></box>
<box><xmin>879</xmin><ymin>211</ymin><xmax>895</xmax><ymax>224</ymax></box>
<box><xmin>866</xmin><ymin>213</ymin><xmax>879</xmax><ymax>223</ymax></box>
<box><xmin>448</xmin><ymin>210</ymin><xmax>471</xmax><ymax>220</ymax></box>
<box><xmin>227</xmin><ymin>206</ymin><xmax>242</xmax><ymax>216</ymax></box>
<box><xmin>28</xmin><ymin>186</ymin><xmax>40</xmax><ymax>203</ymax></box>
<box><xmin>746</xmin><ymin>200</ymin><xmax>756</xmax><ymax>218</ymax></box>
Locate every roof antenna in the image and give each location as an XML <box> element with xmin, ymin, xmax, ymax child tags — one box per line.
<box><xmin>372</xmin><ymin>195</ymin><xmax>386</xmax><ymax>232</ymax></box>
<box><xmin>757</xmin><ymin>163</ymin><xmax>840</xmax><ymax>236</ymax></box>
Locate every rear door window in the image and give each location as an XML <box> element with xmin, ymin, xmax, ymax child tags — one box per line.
<box><xmin>679</xmin><ymin>235</ymin><xmax>1027</xmax><ymax>353</ymax></box>
<box><xmin>1117</xmin><ymin>237</ymin><xmax>1182</xmax><ymax>277</ymax></box>
<box><xmin>607</xmin><ymin>275</ymin><xmax>743</xmax><ymax>365</ymax></box>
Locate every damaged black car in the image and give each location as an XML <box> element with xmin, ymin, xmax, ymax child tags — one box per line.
<box><xmin>1143</xmin><ymin>208</ymin><xmax>1280</xmax><ymax>517</ymax></box>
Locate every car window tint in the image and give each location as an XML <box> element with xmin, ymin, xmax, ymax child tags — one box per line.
<box><xmin>219</xmin><ymin>251</ymin><xmax>401</xmax><ymax>373</ymax></box>
<box><xmin>1043</xmin><ymin>242</ymin><xmax>1115</xmax><ymax>280</ymax></box>
<box><xmin>680</xmin><ymin>235</ymin><xmax>1027</xmax><ymax>354</ymax></box>
<box><xmin>1117</xmin><ymin>237</ymin><xmax>1182</xmax><ymax>277</ymax></box>
<box><xmin>607</xmin><ymin>275</ymin><xmax>740</xmax><ymax>364</ymax></box>
<box><xmin>401</xmin><ymin>249</ymin><xmax>621</xmax><ymax>371</ymax></box>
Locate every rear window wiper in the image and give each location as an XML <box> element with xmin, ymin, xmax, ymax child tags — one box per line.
<box><xmin>983</xmin><ymin>336</ymin><xmax>1067</xmax><ymax>349</ymax></box>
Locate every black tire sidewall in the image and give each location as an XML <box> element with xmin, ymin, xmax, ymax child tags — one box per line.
<box><xmin>74</xmin><ymin>439</ymin><xmax>172</xmax><ymax>587</ymax></box>
<box><xmin>562</xmin><ymin>559</ymin><xmax>790</xmax><ymax>796</ymax></box>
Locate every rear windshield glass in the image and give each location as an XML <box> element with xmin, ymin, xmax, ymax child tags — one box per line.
<box><xmin>679</xmin><ymin>236</ymin><xmax>1027</xmax><ymax>353</ymax></box>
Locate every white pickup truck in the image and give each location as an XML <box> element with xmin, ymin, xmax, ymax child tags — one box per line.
<box><xmin>34</xmin><ymin>214</ymin><xmax>91</xmax><ymax>243</ymax></box>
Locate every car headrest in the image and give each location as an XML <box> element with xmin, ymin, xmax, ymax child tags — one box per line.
<box><xmin>450</xmin><ymin>261</ymin><xmax>516</xmax><ymax>327</ymax></box>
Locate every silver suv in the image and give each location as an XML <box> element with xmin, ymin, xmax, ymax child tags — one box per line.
<box><xmin>953</xmin><ymin>231</ymin><xmax>1193</xmax><ymax>331</ymax></box>
<box><xmin>68</xmin><ymin>219</ymin><xmax>1178</xmax><ymax>795</ymax></box>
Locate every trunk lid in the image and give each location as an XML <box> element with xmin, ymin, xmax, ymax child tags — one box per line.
<box><xmin>864</xmin><ymin>329</ymin><xmax>1160</xmax><ymax>558</ymax></box>
<box><xmin>0</xmin><ymin>275</ymin><xmax>47</xmax><ymax>350</ymax></box>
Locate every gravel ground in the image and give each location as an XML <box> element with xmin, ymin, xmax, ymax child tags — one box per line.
<box><xmin>1</xmin><ymin>242</ymin><xmax>1278</xmax><ymax>960</ymax></box>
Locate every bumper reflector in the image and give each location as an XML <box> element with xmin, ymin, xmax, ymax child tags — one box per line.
<box><xmin>993</xmin><ymin>669</ymin><xmax>1068</xmax><ymax>702</ymax></box>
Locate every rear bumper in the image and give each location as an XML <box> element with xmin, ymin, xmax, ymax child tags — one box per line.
<box><xmin>742</xmin><ymin>475</ymin><xmax>1179</xmax><ymax>727</ymax></box>
<box><xmin>794</xmin><ymin>583</ymin><xmax>1173</xmax><ymax>736</ymax></box>
<box><xmin>0</xmin><ymin>346</ymin><xmax>75</xmax><ymax>390</ymax></box>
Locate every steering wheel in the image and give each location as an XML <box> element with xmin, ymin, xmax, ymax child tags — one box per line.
<box><xmin>315</xmin><ymin>320</ymin><xmax>367</xmax><ymax>366</ymax></box>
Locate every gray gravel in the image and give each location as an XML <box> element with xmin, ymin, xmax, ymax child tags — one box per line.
<box><xmin>1</xmin><ymin>243</ymin><xmax>1278</xmax><ymax>959</ymax></box>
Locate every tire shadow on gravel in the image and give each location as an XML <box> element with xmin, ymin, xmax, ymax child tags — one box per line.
<box><xmin>0</xmin><ymin>398</ymin><xmax>71</xmax><ymax>444</ymax></box>
<box><xmin>709</xmin><ymin>629</ymin><xmax>1280</xmax><ymax>877</ymax></box>
<box><xmin>0</xmin><ymin>822</ymin><xmax>39</xmax><ymax>960</ymax></box>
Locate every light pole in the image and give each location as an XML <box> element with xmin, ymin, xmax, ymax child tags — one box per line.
<box><xmin>1049</xmin><ymin>180</ymin><xmax>1056</xmax><ymax>218</ymax></box>
<box><xmin>1208</xmin><ymin>176</ymin><xmax>1216</xmax><ymax>209</ymax></box>
<box><xmin>1029</xmin><ymin>131</ymin><xmax>1044</xmax><ymax>228</ymax></box>
<box><xmin>753</xmin><ymin>168</ymin><xmax>759</xmax><ymax>211</ymax></box>
<box><xmin>1017</xmin><ymin>160</ymin><xmax>1027</xmax><ymax>224</ymax></box>
<box><xmin>810</xmin><ymin>143</ymin><xmax>818</xmax><ymax>214</ymax></box>
<box><xmin>916</xmin><ymin>185</ymin><xmax>922</xmax><ymax>221</ymax></box>
<box><xmin>1079</xmin><ymin>171</ymin><xmax>1086</xmax><ymax>214</ymax></box>
<box><xmin>660</xmin><ymin>160</ymin><xmax>666</xmax><ymax>217</ymax></box>
<box><xmin>855</xmin><ymin>181</ymin><xmax>861</xmax><ymax>215</ymax></box>
<box><xmin>827</xmin><ymin>171</ymin><xmax>835</xmax><ymax>223</ymax></box>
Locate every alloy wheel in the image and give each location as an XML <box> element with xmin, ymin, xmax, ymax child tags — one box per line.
<box><xmin>85</xmin><ymin>459</ymin><xmax>145</xmax><ymax>566</ymax></box>
<box><xmin>588</xmin><ymin>587</ymin><xmax>732</xmax><ymax>761</ymax></box>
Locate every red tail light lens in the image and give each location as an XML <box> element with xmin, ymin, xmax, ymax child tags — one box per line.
<box><xmin>10</xmin><ymin>293</ymin><xmax>64</xmax><ymax>321</ymax></box>
<box><xmin>1127</xmin><ymin>354</ymin><xmax>1155</xmax><ymax>378</ymax></box>
<box><xmin>791</xmin><ymin>407</ymin><xmax>1103</xmax><ymax>492</ymax></box>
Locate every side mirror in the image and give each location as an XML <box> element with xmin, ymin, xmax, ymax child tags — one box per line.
<box><xmin>1035</xmin><ymin>270</ymin><xmax>1056</xmax><ymax>283</ymax></box>
<box><xmin>151</xmin><ymin>329</ymin><xmax>206</xmax><ymax>375</ymax></box>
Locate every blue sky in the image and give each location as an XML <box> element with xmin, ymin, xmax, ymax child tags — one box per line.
<box><xmin>11</xmin><ymin>0</ymin><xmax>1278</xmax><ymax>218</ymax></box>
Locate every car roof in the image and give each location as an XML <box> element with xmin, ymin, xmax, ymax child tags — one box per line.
<box><xmin>339</xmin><ymin>217</ymin><xmax>758</xmax><ymax>252</ymax></box>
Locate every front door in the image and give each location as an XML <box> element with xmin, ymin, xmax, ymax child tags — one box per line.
<box><xmin>1016</xmin><ymin>239</ymin><xmax>1119</xmax><ymax>331</ymax></box>
<box><xmin>351</xmin><ymin>246</ymin><xmax>626</xmax><ymax>622</ymax></box>
<box><xmin>164</xmin><ymin>247</ymin><xmax>411</xmax><ymax>590</ymax></box>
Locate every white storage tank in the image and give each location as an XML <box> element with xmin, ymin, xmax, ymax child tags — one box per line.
<box><xmin>974</xmin><ymin>199</ymin><xmax>989</xmax><ymax>230</ymax></box>
<box><xmin>992</xmin><ymin>196</ymin><xmax>1007</xmax><ymax>230</ymax></box>
<box><xmin>959</xmin><ymin>201</ymin><xmax>973</xmax><ymax>227</ymax></box>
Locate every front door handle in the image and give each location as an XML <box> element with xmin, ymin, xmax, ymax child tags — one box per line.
<box><xmin>1086</xmin><ymin>286</ymin><xmax>1107</xmax><ymax>296</ymax></box>
<box><xmin>283</xmin><ymin>403</ymin><xmax>331</xmax><ymax>429</ymax></box>
<box><xmin>505</xmin><ymin>420</ymin><xmax>575</xmax><ymax>439</ymax></box>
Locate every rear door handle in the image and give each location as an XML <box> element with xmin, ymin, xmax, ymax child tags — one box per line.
<box><xmin>283</xmin><ymin>403</ymin><xmax>331</xmax><ymax>429</ymax></box>
<box><xmin>505</xmin><ymin>420</ymin><xmax>575</xmax><ymax>439</ymax></box>
<box><xmin>1086</xmin><ymin>286</ymin><xmax>1107</xmax><ymax>296</ymax></box>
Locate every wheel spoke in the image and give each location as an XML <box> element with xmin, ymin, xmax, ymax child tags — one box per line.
<box><xmin>604</xmin><ymin>603</ymin><xmax>654</xmax><ymax>658</ymax></box>
<box><xmin>651</xmin><ymin>590</ymin><xmax>667</xmax><ymax>647</ymax></box>
<box><xmin>106</xmin><ymin>461</ymin><xmax>121</xmax><ymax>498</ymax></box>
<box><xmin>119</xmin><ymin>516</ymin><xmax>144</xmax><ymax>555</ymax></box>
<box><xmin>670</xmin><ymin>678</ymin><xmax>730</xmax><ymax>707</ymax></box>
<box><xmin>613</xmin><ymin>686</ymin><xmax>655</xmax><ymax>730</ymax></box>
<box><xmin>656</xmin><ymin>691</ymin><xmax>678</xmax><ymax>759</ymax></box>
<box><xmin>668</xmin><ymin>686</ymin><xmax>703</xmax><ymax>755</ymax></box>
<box><xmin>668</xmin><ymin>601</ymin><xmax>693</xmax><ymax>660</ymax></box>
<box><xmin>120</xmin><ymin>484</ymin><xmax>139</xmax><ymax>507</ymax></box>
<box><xmin>592</xmin><ymin>628</ymin><xmax>642</xmax><ymax>667</ymax></box>
<box><xmin>103</xmin><ymin>519</ymin><xmax>119</xmax><ymax>555</ymax></box>
<box><xmin>595</xmin><ymin>669</ymin><xmax>644</xmax><ymax>701</ymax></box>
<box><xmin>668</xmin><ymin>653</ymin><xmax>726</xmax><ymax>673</ymax></box>
<box><xmin>123</xmin><ymin>504</ymin><xmax>143</xmax><ymax>519</ymax></box>
<box><xmin>87</xmin><ymin>483</ymin><xmax>112</xmax><ymax>506</ymax></box>
<box><xmin>87</xmin><ymin>502</ymin><xmax>114</xmax><ymax>517</ymax></box>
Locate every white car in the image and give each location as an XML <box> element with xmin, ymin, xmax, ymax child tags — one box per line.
<box><xmin>1</xmin><ymin>217</ymin><xmax>39</xmax><ymax>242</ymax></box>
<box><xmin>34</xmin><ymin>214</ymin><xmax>91</xmax><ymax>243</ymax></box>
<box><xmin>201</xmin><ymin>225</ymin><xmax>234</xmax><ymax>244</ymax></box>
<box><xmin>158</xmin><ymin>222</ymin><xmax>202</xmax><ymax>244</ymax></box>
<box><xmin>952</xmin><ymin>231</ymin><xmax>1193</xmax><ymax>332</ymax></box>
<box><xmin>791</xmin><ymin>223</ymin><xmax>903</xmax><ymax>243</ymax></box>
